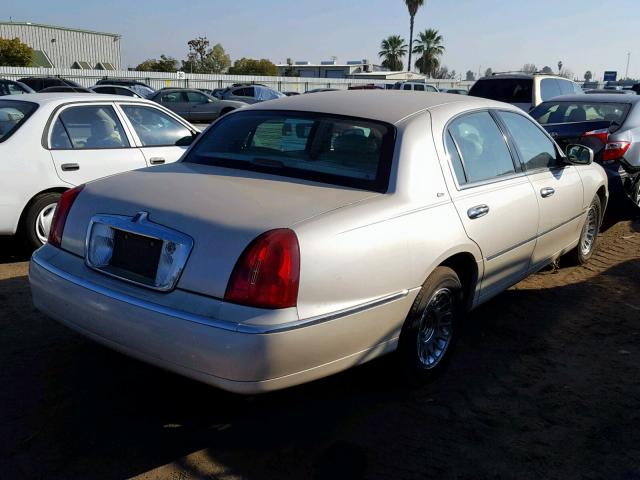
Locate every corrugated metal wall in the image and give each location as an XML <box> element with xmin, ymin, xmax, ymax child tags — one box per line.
<box><xmin>0</xmin><ymin>24</ymin><xmax>121</xmax><ymax>69</ymax></box>
<box><xmin>0</xmin><ymin>66</ymin><xmax>473</xmax><ymax>93</ymax></box>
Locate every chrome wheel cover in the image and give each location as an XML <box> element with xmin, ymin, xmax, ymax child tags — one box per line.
<box><xmin>416</xmin><ymin>288</ymin><xmax>455</xmax><ymax>369</ymax></box>
<box><xmin>35</xmin><ymin>203</ymin><xmax>57</xmax><ymax>245</ymax></box>
<box><xmin>580</xmin><ymin>205</ymin><xmax>598</xmax><ymax>257</ymax></box>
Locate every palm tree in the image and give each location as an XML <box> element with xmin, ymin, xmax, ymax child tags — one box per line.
<box><xmin>379</xmin><ymin>35</ymin><xmax>408</xmax><ymax>72</ymax></box>
<box><xmin>412</xmin><ymin>28</ymin><xmax>445</xmax><ymax>77</ymax></box>
<box><xmin>404</xmin><ymin>0</ymin><xmax>425</xmax><ymax>71</ymax></box>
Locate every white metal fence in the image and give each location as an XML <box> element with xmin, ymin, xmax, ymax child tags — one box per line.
<box><xmin>0</xmin><ymin>66</ymin><xmax>474</xmax><ymax>93</ymax></box>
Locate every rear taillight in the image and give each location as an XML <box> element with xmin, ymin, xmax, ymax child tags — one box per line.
<box><xmin>224</xmin><ymin>229</ymin><xmax>300</xmax><ymax>309</ymax></box>
<box><xmin>602</xmin><ymin>141</ymin><xmax>631</xmax><ymax>162</ymax></box>
<box><xmin>48</xmin><ymin>185</ymin><xmax>84</xmax><ymax>248</ymax></box>
<box><xmin>582</xmin><ymin>128</ymin><xmax>610</xmax><ymax>143</ymax></box>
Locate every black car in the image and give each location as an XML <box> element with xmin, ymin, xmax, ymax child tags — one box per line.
<box><xmin>18</xmin><ymin>77</ymin><xmax>83</xmax><ymax>92</ymax></box>
<box><xmin>95</xmin><ymin>79</ymin><xmax>155</xmax><ymax>98</ymax></box>
<box><xmin>39</xmin><ymin>86</ymin><xmax>93</xmax><ymax>93</ymax></box>
<box><xmin>0</xmin><ymin>79</ymin><xmax>34</xmax><ymax>96</ymax></box>
<box><xmin>530</xmin><ymin>94</ymin><xmax>640</xmax><ymax>207</ymax></box>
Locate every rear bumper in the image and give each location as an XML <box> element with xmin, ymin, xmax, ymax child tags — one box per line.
<box><xmin>29</xmin><ymin>246</ymin><xmax>413</xmax><ymax>394</ymax></box>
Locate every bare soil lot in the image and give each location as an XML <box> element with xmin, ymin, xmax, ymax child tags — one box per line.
<box><xmin>1</xmin><ymin>213</ymin><xmax>639</xmax><ymax>480</ymax></box>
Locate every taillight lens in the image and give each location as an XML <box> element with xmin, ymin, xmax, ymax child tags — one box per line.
<box><xmin>48</xmin><ymin>185</ymin><xmax>84</xmax><ymax>248</ymax></box>
<box><xmin>581</xmin><ymin>128</ymin><xmax>610</xmax><ymax>143</ymax></box>
<box><xmin>224</xmin><ymin>229</ymin><xmax>300</xmax><ymax>309</ymax></box>
<box><xmin>602</xmin><ymin>141</ymin><xmax>631</xmax><ymax>161</ymax></box>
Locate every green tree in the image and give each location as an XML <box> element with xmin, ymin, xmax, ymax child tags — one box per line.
<box><xmin>484</xmin><ymin>67</ymin><xmax>493</xmax><ymax>77</ymax></box>
<box><xmin>541</xmin><ymin>66</ymin><xmax>553</xmax><ymax>74</ymax></box>
<box><xmin>412</xmin><ymin>28</ymin><xmax>445</xmax><ymax>77</ymax></box>
<box><xmin>522</xmin><ymin>63</ymin><xmax>537</xmax><ymax>74</ymax></box>
<box><xmin>378</xmin><ymin>35</ymin><xmax>407</xmax><ymax>71</ymax></box>
<box><xmin>182</xmin><ymin>37</ymin><xmax>231</xmax><ymax>73</ymax></box>
<box><xmin>465</xmin><ymin>70</ymin><xmax>475</xmax><ymax>81</ymax></box>
<box><xmin>584</xmin><ymin>70</ymin><xmax>593</xmax><ymax>82</ymax></box>
<box><xmin>0</xmin><ymin>37</ymin><xmax>33</xmax><ymax>67</ymax></box>
<box><xmin>228</xmin><ymin>58</ymin><xmax>279</xmax><ymax>76</ymax></box>
<box><xmin>135</xmin><ymin>54</ymin><xmax>178</xmax><ymax>72</ymax></box>
<box><xmin>404</xmin><ymin>0</ymin><xmax>425</xmax><ymax>71</ymax></box>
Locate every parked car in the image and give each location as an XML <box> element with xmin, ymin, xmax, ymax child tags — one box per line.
<box><xmin>0</xmin><ymin>79</ymin><xmax>34</xmax><ymax>96</ymax></box>
<box><xmin>348</xmin><ymin>84</ymin><xmax>384</xmax><ymax>90</ymax></box>
<box><xmin>40</xmin><ymin>86</ymin><xmax>93</xmax><ymax>93</ymax></box>
<box><xmin>305</xmin><ymin>88</ymin><xmax>340</xmax><ymax>94</ymax></box>
<box><xmin>149</xmin><ymin>88</ymin><xmax>246</xmax><ymax>122</ymax></box>
<box><xmin>95</xmin><ymin>79</ymin><xmax>155</xmax><ymax>98</ymax></box>
<box><xmin>393</xmin><ymin>81</ymin><xmax>439</xmax><ymax>92</ymax></box>
<box><xmin>530</xmin><ymin>94</ymin><xmax>640</xmax><ymax>207</ymax></box>
<box><xmin>585</xmin><ymin>89</ymin><xmax>636</xmax><ymax>95</ymax></box>
<box><xmin>282</xmin><ymin>91</ymin><xmax>301</xmax><ymax>96</ymax></box>
<box><xmin>29</xmin><ymin>91</ymin><xmax>607</xmax><ymax>394</ymax></box>
<box><xmin>90</xmin><ymin>85</ymin><xmax>143</xmax><ymax>98</ymax></box>
<box><xmin>0</xmin><ymin>93</ymin><xmax>199</xmax><ymax>247</ymax></box>
<box><xmin>469</xmin><ymin>73</ymin><xmax>583</xmax><ymax>111</ymax></box>
<box><xmin>18</xmin><ymin>77</ymin><xmax>83</xmax><ymax>92</ymax></box>
<box><xmin>440</xmin><ymin>88</ymin><xmax>468</xmax><ymax>95</ymax></box>
<box><xmin>218</xmin><ymin>85</ymin><xmax>285</xmax><ymax>104</ymax></box>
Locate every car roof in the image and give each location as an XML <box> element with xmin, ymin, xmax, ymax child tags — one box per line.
<box><xmin>0</xmin><ymin>92</ymin><xmax>156</xmax><ymax>105</ymax></box>
<box><xmin>477</xmin><ymin>74</ymin><xmax>563</xmax><ymax>80</ymax></box>
<box><xmin>540</xmin><ymin>94</ymin><xmax>640</xmax><ymax>103</ymax></box>
<box><xmin>246</xmin><ymin>90</ymin><xmax>511</xmax><ymax>124</ymax></box>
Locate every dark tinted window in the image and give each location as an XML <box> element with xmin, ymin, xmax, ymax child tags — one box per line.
<box><xmin>413</xmin><ymin>84</ymin><xmax>425</xmax><ymax>91</ymax></box>
<box><xmin>531</xmin><ymin>101</ymin><xmax>631</xmax><ymax>125</ymax></box>
<box><xmin>162</xmin><ymin>91</ymin><xmax>187</xmax><ymax>103</ymax></box>
<box><xmin>186</xmin><ymin>91</ymin><xmax>209</xmax><ymax>103</ymax></box>
<box><xmin>540</xmin><ymin>79</ymin><xmax>562</xmax><ymax>101</ymax></box>
<box><xmin>184</xmin><ymin>110</ymin><xmax>395</xmax><ymax>192</ymax></box>
<box><xmin>122</xmin><ymin>105</ymin><xmax>192</xmax><ymax>146</ymax></box>
<box><xmin>469</xmin><ymin>79</ymin><xmax>533</xmax><ymax>102</ymax></box>
<box><xmin>94</xmin><ymin>86</ymin><xmax>116</xmax><ymax>94</ymax></box>
<box><xmin>53</xmin><ymin>105</ymin><xmax>129</xmax><ymax>149</ymax></box>
<box><xmin>403</xmin><ymin>84</ymin><xmax>412</xmax><ymax>91</ymax></box>
<box><xmin>0</xmin><ymin>100</ymin><xmax>38</xmax><ymax>142</ymax></box>
<box><xmin>498</xmin><ymin>111</ymin><xmax>560</xmax><ymax>170</ymax></box>
<box><xmin>448</xmin><ymin>111</ymin><xmax>516</xmax><ymax>184</ymax></box>
<box><xmin>233</xmin><ymin>87</ymin><xmax>254</xmax><ymax>97</ymax></box>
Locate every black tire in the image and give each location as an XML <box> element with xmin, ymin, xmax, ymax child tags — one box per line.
<box><xmin>24</xmin><ymin>192</ymin><xmax>61</xmax><ymax>249</ymax></box>
<box><xmin>398</xmin><ymin>266</ymin><xmax>463</xmax><ymax>386</ymax></box>
<box><xmin>566</xmin><ymin>194</ymin><xmax>602</xmax><ymax>265</ymax></box>
<box><xmin>631</xmin><ymin>177</ymin><xmax>640</xmax><ymax>210</ymax></box>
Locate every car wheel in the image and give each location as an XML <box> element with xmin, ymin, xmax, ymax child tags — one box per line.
<box><xmin>398</xmin><ymin>266</ymin><xmax>463</xmax><ymax>386</ymax></box>
<box><xmin>567</xmin><ymin>194</ymin><xmax>602</xmax><ymax>265</ymax></box>
<box><xmin>631</xmin><ymin>178</ymin><xmax>640</xmax><ymax>209</ymax></box>
<box><xmin>24</xmin><ymin>192</ymin><xmax>61</xmax><ymax>249</ymax></box>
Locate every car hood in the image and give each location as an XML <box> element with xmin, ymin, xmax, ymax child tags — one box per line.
<box><xmin>63</xmin><ymin>162</ymin><xmax>379</xmax><ymax>298</ymax></box>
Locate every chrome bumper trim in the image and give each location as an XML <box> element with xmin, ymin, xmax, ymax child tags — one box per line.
<box><xmin>32</xmin><ymin>254</ymin><xmax>409</xmax><ymax>335</ymax></box>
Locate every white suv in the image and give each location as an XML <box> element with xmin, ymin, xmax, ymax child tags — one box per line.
<box><xmin>393</xmin><ymin>81</ymin><xmax>440</xmax><ymax>92</ymax></box>
<box><xmin>469</xmin><ymin>73</ymin><xmax>583</xmax><ymax>111</ymax></box>
<box><xmin>0</xmin><ymin>93</ymin><xmax>199</xmax><ymax>247</ymax></box>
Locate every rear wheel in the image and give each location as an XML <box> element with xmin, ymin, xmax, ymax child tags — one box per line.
<box><xmin>398</xmin><ymin>267</ymin><xmax>463</xmax><ymax>386</ymax></box>
<box><xmin>567</xmin><ymin>194</ymin><xmax>601</xmax><ymax>265</ymax></box>
<box><xmin>24</xmin><ymin>192</ymin><xmax>61</xmax><ymax>249</ymax></box>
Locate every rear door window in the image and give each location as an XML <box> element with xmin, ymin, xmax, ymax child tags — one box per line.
<box><xmin>121</xmin><ymin>105</ymin><xmax>192</xmax><ymax>146</ymax></box>
<box><xmin>52</xmin><ymin>105</ymin><xmax>130</xmax><ymax>149</ymax></box>
<box><xmin>469</xmin><ymin>78</ymin><xmax>533</xmax><ymax>103</ymax></box>
<box><xmin>162</xmin><ymin>91</ymin><xmax>187</xmax><ymax>103</ymax></box>
<box><xmin>0</xmin><ymin>100</ymin><xmax>38</xmax><ymax>142</ymax></box>
<box><xmin>447</xmin><ymin>111</ymin><xmax>516</xmax><ymax>184</ymax></box>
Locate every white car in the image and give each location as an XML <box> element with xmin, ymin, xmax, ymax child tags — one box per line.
<box><xmin>30</xmin><ymin>91</ymin><xmax>608</xmax><ymax>394</ymax></box>
<box><xmin>0</xmin><ymin>93</ymin><xmax>200</xmax><ymax>247</ymax></box>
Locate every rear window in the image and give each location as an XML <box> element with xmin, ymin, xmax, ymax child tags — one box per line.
<box><xmin>469</xmin><ymin>79</ymin><xmax>533</xmax><ymax>103</ymax></box>
<box><xmin>184</xmin><ymin>110</ymin><xmax>396</xmax><ymax>192</ymax></box>
<box><xmin>0</xmin><ymin>100</ymin><xmax>38</xmax><ymax>142</ymax></box>
<box><xmin>531</xmin><ymin>101</ymin><xmax>631</xmax><ymax>125</ymax></box>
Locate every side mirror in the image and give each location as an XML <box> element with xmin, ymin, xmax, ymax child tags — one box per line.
<box><xmin>175</xmin><ymin>131</ymin><xmax>200</xmax><ymax>147</ymax></box>
<box><xmin>565</xmin><ymin>144</ymin><xmax>594</xmax><ymax>165</ymax></box>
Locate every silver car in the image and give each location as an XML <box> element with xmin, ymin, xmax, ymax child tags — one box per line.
<box><xmin>149</xmin><ymin>88</ymin><xmax>245</xmax><ymax>122</ymax></box>
<box><xmin>30</xmin><ymin>91</ymin><xmax>608</xmax><ymax>394</ymax></box>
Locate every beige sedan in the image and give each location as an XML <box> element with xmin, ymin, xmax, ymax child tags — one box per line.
<box><xmin>30</xmin><ymin>91</ymin><xmax>608</xmax><ymax>393</ymax></box>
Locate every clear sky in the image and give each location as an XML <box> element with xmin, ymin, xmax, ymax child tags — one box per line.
<box><xmin>4</xmin><ymin>0</ymin><xmax>638</xmax><ymax>80</ymax></box>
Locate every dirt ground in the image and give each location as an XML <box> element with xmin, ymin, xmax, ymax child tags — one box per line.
<box><xmin>1</xmin><ymin>208</ymin><xmax>639</xmax><ymax>480</ymax></box>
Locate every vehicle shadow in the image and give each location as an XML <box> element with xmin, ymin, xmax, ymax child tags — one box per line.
<box><xmin>0</xmin><ymin>236</ymin><xmax>32</xmax><ymax>265</ymax></box>
<box><xmin>1</xmin><ymin>259</ymin><xmax>639</xmax><ymax>479</ymax></box>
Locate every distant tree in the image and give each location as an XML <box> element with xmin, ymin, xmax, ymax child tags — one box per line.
<box><xmin>560</xmin><ymin>69</ymin><xmax>573</xmax><ymax>80</ymax></box>
<box><xmin>484</xmin><ymin>67</ymin><xmax>493</xmax><ymax>77</ymax></box>
<box><xmin>0</xmin><ymin>37</ymin><xmax>33</xmax><ymax>67</ymax></box>
<box><xmin>413</xmin><ymin>28</ymin><xmax>445</xmax><ymax>77</ymax></box>
<box><xmin>228</xmin><ymin>58</ymin><xmax>279</xmax><ymax>76</ymax></box>
<box><xmin>584</xmin><ymin>70</ymin><xmax>593</xmax><ymax>82</ymax></box>
<box><xmin>205</xmin><ymin>44</ymin><xmax>231</xmax><ymax>73</ymax></box>
<box><xmin>449</xmin><ymin>69</ymin><xmax>456</xmax><ymax>80</ymax></box>
<box><xmin>465</xmin><ymin>70</ymin><xmax>476</xmax><ymax>81</ymax></box>
<box><xmin>432</xmin><ymin>65</ymin><xmax>449</xmax><ymax>79</ymax></box>
<box><xmin>522</xmin><ymin>63</ymin><xmax>537</xmax><ymax>74</ymax></box>
<box><xmin>557</xmin><ymin>61</ymin><xmax>563</xmax><ymax>73</ymax></box>
<box><xmin>541</xmin><ymin>66</ymin><xmax>553</xmax><ymax>74</ymax></box>
<box><xmin>404</xmin><ymin>0</ymin><xmax>425</xmax><ymax>71</ymax></box>
<box><xmin>379</xmin><ymin>35</ymin><xmax>408</xmax><ymax>71</ymax></box>
<box><xmin>283</xmin><ymin>58</ymin><xmax>299</xmax><ymax>77</ymax></box>
<box><xmin>182</xmin><ymin>37</ymin><xmax>230</xmax><ymax>74</ymax></box>
<box><xmin>135</xmin><ymin>54</ymin><xmax>178</xmax><ymax>72</ymax></box>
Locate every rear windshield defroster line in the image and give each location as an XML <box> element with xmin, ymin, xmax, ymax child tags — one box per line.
<box><xmin>182</xmin><ymin>110</ymin><xmax>397</xmax><ymax>193</ymax></box>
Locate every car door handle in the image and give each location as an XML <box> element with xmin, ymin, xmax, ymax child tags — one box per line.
<box><xmin>60</xmin><ymin>163</ymin><xmax>79</xmax><ymax>171</ymax></box>
<box><xmin>467</xmin><ymin>204</ymin><xmax>490</xmax><ymax>219</ymax></box>
<box><xmin>540</xmin><ymin>187</ymin><xmax>555</xmax><ymax>198</ymax></box>
<box><xmin>149</xmin><ymin>157</ymin><xmax>166</xmax><ymax>165</ymax></box>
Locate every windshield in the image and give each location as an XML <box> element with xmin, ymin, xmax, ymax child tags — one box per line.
<box><xmin>0</xmin><ymin>100</ymin><xmax>38</xmax><ymax>142</ymax></box>
<box><xmin>183</xmin><ymin>110</ymin><xmax>395</xmax><ymax>192</ymax></box>
<box><xmin>130</xmin><ymin>85</ymin><xmax>155</xmax><ymax>98</ymax></box>
<box><xmin>469</xmin><ymin>78</ymin><xmax>533</xmax><ymax>102</ymax></box>
<box><xmin>531</xmin><ymin>101</ymin><xmax>631</xmax><ymax>125</ymax></box>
